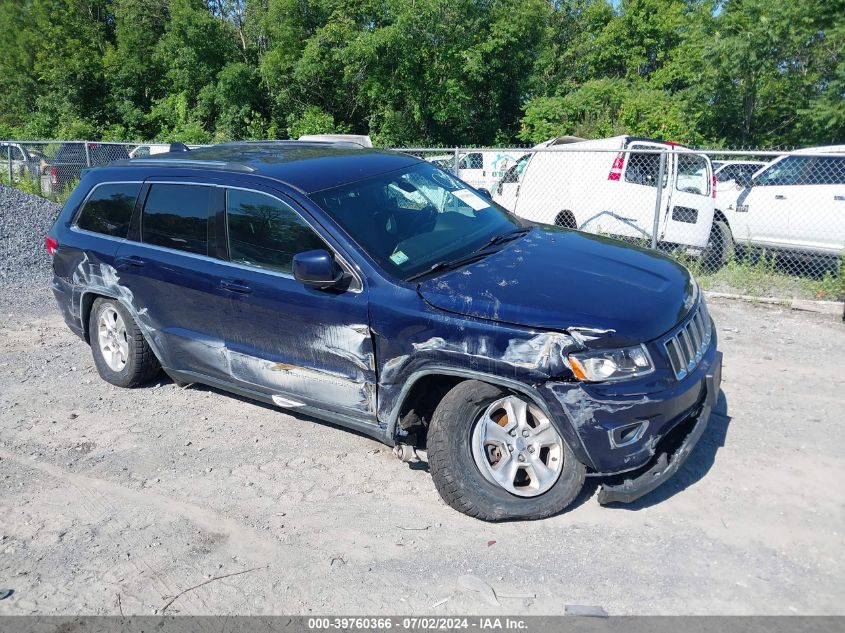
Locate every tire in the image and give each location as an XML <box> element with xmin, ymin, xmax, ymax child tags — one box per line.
<box><xmin>427</xmin><ymin>380</ymin><xmax>586</xmax><ymax>521</ymax></box>
<box><xmin>89</xmin><ymin>297</ymin><xmax>160</xmax><ymax>388</ymax></box>
<box><xmin>702</xmin><ymin>219</ymin><xmax>734</xmax><ymax>272</ymax></box>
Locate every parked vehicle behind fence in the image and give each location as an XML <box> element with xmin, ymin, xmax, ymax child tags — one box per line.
<box><xmin>128</xmin><ymin>142</ymin><xmax>191</xmax><ymax>158</ymax></box>
<box><xmin>41</xmin><ymin>142</ymin><xmax>130</xmax><ymax>194</ymax></box>
<box><xmin>1</xmin><ymin>141</ymin><xmax>44</xmax><ymax>182</ymax></box>
<box><xmin>427</xmin><ymin>150</ymin><xmax>524</xmax><ymax>192</ymax></box>
<box><xmin>712</xmin><ymin>160</ymin><xmax>768</xmax><ymax>194</ymax></box>
<box><xmin>494</xmin><ymin>136</ymin><xmax>717</xmax><ymax>262</ymax></box>
<box><xmin>718</xmin><ymin>145</ymin><xmax>845</xmax><ymax>259</ymax></box>
<box><xmin>46</xmin><ymin>141</ymin><xmax>721</xmax><ymax>521</ymax></box>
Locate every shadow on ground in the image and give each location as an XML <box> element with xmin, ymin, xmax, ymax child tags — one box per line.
<box><xmin>603</xmin><ymin>389</ymin><xmax>732</xmax><ymax>510</ymax></box>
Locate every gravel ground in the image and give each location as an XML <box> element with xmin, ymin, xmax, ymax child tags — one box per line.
<box><xmin>0</xmin><ymin>184</ymin><xmax>61</xmax><ymax>291</ymax></box>
<box><xmin>0</xmin><ymin>186</ymin><xmax>843</xmax><ymax>615</ymax></box>
<box><xmin>0</xmin><ymin>285</ymin><xmax>843</xmax><ymax>615</ymax></box>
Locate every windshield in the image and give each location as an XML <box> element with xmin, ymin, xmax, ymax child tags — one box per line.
<box><xmin>309</xmin><ymin>162</ymin><xmax>523</xmax><ymax>280</ymax></box>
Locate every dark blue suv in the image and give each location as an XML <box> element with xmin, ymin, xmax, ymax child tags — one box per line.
<box><xmin>47</xmin><ymin>142</ymin><xmax>722</xmax><ymax>521</ymax></box>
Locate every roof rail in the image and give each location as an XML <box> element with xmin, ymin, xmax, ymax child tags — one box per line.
<box><xmin>109</xmin><ymin>158</ymin><xmax>256</xmax><ymax>172</ymax></box>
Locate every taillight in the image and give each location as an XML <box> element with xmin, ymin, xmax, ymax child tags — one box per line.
<box><xmin>712</xmin><ymin>174</ymin><xmax>717</xmax><ymax>198</ymax></box>
<box><xmin>45</xmin><ymin>235</ymin><xmax>58</xmax><ymax>256</ymax></box>
<box><xmin>48</xmin><ymin>166</ymin><xmax>58</xmax><ymax>185</ymax></box>
<box><xmin>608</xmin><ymin>152</ymin><xmax>624</xmax><ymax>181</ymax></box>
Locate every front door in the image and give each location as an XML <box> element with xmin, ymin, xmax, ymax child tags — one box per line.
<box><xmin>730</xmin><ymin>156</ymin><xmax>808</xmax><ymax>247</ymax></box>
<box><xmin>215</xmin><ymin>184</ymin><xmax>376</xmax><ymax>421</ymax></box>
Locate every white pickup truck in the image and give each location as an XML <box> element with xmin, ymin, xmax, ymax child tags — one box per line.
<box><xmin>718</xmin><ymin>146</ymin><xmax>845</xmax><ymax>258</ymax></box>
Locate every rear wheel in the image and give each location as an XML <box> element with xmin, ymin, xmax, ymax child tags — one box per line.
<box><xmin>703</xmin><ymin>219</ymin><xmax>734</xmax><ymax>272</ymax></box>
<box><xmin>89</xmin><ymin>298</ymin><xmax>160</xmax><ymax>388</ymax></box>
<box><xmin>427</xmin><ymin>380</ymin><xmax>585</xmax><ymax>521</ymax></box>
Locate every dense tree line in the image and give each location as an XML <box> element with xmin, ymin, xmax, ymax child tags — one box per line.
<box><xmin>0</xmin><ymin>0</ymin><xmax>842</xmax><ymax>147</ymax></box>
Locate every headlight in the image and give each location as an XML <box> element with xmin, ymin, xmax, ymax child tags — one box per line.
<box><xmin>567</xmin><ymin>344</ymin><xmax>654</xmax><ymax>382</ymax></box>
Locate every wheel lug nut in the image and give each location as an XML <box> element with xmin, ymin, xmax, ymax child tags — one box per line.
<box><xmin>508</xmin><ymin>445</ymin><xmax>514</xmax><ymax>452</ymax></box>
<box><xmin>521</xmin><ymin>430</ymin><xmax>530</xmax><ymax>437</ymax></box>
<box><xmin>517</xmin><ymin>454</ymin><xmax>525</xmax><ymax>462</ymax></box>
<box><xmin>509</xmin><ymin>430</ymin><xmax>516</xmax><ymax>437</ymax></box>
<box><xmin>528</xmin><ymin>446</ymin><xmax>535</xmax><ymax>453</ymax></box>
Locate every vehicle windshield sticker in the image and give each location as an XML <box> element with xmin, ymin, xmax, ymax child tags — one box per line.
<box><xmin>390</xmin><ymin>250</ymin><xmax>409</xmax><ymax>265</ymax></box>
<box><xmin>452</xmin><ymin>189</ymin><xmax>489</xmax><ymax>211</ymax></box>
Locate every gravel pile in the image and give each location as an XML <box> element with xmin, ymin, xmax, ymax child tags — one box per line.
<box><xmin>0</xmin><ymin>184</ymin><xmax>62</xmax><ymax>291</ymax></box>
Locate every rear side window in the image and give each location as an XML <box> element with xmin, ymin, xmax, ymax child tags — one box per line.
<box><xmin>807</xmin><ymin>157</ymin><xmax>845</xmax><ymax>185</ymax></box>
<box><xmin>142</xmin><ymin>184</ymin><xmax>211</xmax><ymax>255</ymax></box>
<box><xmin>55</xmin><ymin>143</ymin><xmax>86</xmax><ymax>163</ymax></box>
<box><xmin>75</xmin><ymin>182</ymin><xmax>142</xmax><ymax>238</ymax></box>
<box><xmin>226</xmin><ymin>189</ymin><xmax>324</xmax><ymax>273</ymax></box>
<box><xmin>625</xmin><ymin>150</ymin><xmax>666</xmax><ymax>187</ymax></box>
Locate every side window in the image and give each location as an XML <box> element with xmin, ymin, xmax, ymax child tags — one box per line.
<box><xmin>9</xmin><ymin>145</ymin><xmax>25</xmax><ymax>161</ymax></box>
<box><xmin>226</xmin><ymin>189</ymin><xmax>324</xmax><ymax>273</ymax></box>
<box><xmin>0</xmin><ymin>145</ymin><xmax>8</xmax><ymax>160</ymax></box>
<box><xmin>754</xmin><ymin>156</ymin><xmax>812</xmax><ymax>186</ymax></box>
<box><xmin>716</xmin><ymin>166</ymin><xmax>737</xmax><ymax>183</ymax></box>
<box><xmin>75</xmin><ymin>182</ymin><xmax>142</xmax><ymax>238</ymax></box>
<box><xmin>625</xmin><ymin>150</ymin><xmax>665</xmax><ymax>187</ymax></box>
<box><xmin>676</xmin><ymin>154</ymin><xmax>709</xmax><ymax>196</ymax></box>
<box><xmin>807</xmin><ymin>157</ymin><xmax>845</xmax><ymax>185</ymax></box>
<box><xmin>460</xmin><ymin>153</ymin><xmax>482</xmax><ymax>170</ymax></box>
<box><xmin>142</xmin><ymin>184</ymin><xmax>211</xmax><ymax>255</ymax></box>
<box><xmin>132</xmin><ymin>146</ymin><xmax>150</xmax><ymax>158</ymax></box>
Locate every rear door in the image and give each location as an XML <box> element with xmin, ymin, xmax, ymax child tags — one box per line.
<box><xmin>113</xmin><ymin>180</ymin><xmax>231</xmax><ymax>378</ymax></box>
<box><xmin>215</xmin><ymin>183</ymin><xmax>377</xmax><ymax>420</ymax></box>
<box><xmin>789</xmin><ymin>156</ymin><xmax>845</xmax><ymax>253</ymax></box>
<box><xmin>588</xmin><ymin>141</ymin><xmax>669</xmax><ymax>241</ymax></box>
<box><xmin>662</xmin><ymin>151</ymin><xmax>714</xmax><ymax>248</ymax></box>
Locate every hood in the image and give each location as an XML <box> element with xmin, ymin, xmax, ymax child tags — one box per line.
<box><xmin>417</xmin><ymin>226</ymin><xmax>696</xmax><ymax>347</ymax></box>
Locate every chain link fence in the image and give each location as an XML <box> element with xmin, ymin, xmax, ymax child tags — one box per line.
<box><xmin>2</xmin><ymin>138</ymin><xmax>843</xmax><ymax>301</ymax></box>
<box><xmin>401</xmin><ymin>144</ymin><xmax>844</xmax><ymax>301</ymax></box>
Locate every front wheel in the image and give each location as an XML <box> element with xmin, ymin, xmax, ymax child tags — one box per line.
<box><xmin>427</xmin><ymin>381</ymin><xmax>585</xmax><ymax>521</ymax></box>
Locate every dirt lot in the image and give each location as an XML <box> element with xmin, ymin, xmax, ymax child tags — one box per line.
<box><xmin>0</xmin><ymin>285</ymin><xmax>843</xmax><ymax>616</ymax></box>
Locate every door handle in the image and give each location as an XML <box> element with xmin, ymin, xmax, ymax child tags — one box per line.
<box><xmin>220</xmin><ymin>279</ymin><xmax>252</xmax><ymax>294</ymax></box>
<box><xmin>774</xmin><ymin>195</ymin><xmax>786</xmax><ymax>200</ymax></box>
<box><xmin>115</xmin><ymin>255</ymin><xmax>145</xmax><ymax>268</ymax></box>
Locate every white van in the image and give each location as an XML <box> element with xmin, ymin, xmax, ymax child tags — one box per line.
<box><xmin>494</xmin><ymin>135</ymin><xmax>716</xmax><ymax>255</ymax></box>
<box><xmin>428</xmin><ymin>150</ymin><xmax>524</xmax><ymax>191</ymax></box>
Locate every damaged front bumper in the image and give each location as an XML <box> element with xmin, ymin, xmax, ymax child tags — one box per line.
<box><xmin>596</xmin><ymin>351</ymin><xmax>722</xmax><ymax>505</ymax></box>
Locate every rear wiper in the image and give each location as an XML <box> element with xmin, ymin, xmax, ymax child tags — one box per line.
<box><xmin>405</xmin><ymin>227</ymin><xmax>531</xmax><ymax>283</ymax></box>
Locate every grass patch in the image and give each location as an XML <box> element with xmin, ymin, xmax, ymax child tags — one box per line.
<box><xmin>0</xmin><ymin>172</ymin><xmax>76</xmax><ymax>205</ymax></box>
<box><xmin>686</xmin><ymin>250</ymin><xmax>844</xmax><ymax>302</ymax></box>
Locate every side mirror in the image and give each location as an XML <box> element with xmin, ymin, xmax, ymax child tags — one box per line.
<box><xmin>292</xmin><ymin>249</ymin><xmax>344</xmax><ymax>289</ymax></box>
<box><xmin>477</xmin><ymin>187</ymin><xmax>492</xmax><ymax>199</ymax></box>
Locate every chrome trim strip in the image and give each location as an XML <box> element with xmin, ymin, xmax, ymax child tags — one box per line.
<box><xmin>662</xmin><ymin>300</ymin><xmax>711</xmax><ymax>381</ymax></box>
